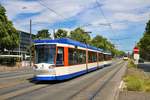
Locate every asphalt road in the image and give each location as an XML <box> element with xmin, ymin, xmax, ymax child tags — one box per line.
<box><xmin>0</xmin><ymin>60</ymin><xmax>127</xmax><ymax>100</ymax></box>
<box><xmin>138</xmin><ymin>62</ymin><xmax>150</xmax><ymax>76</ymax></box>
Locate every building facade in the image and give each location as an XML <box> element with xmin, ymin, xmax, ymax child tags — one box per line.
<box><xmin>17</xmin><ymin>31</ymin><xmax>35</xmax><ymax>60</ymax></box>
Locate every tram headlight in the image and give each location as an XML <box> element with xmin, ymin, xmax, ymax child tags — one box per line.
<box><xmin>49</xmin><ymin>65</ymin><xmax>55</xmax><ymax>69</ymax></box>
<box><xmin>33</xmin><ymin>65</ymin><xmax>38</xmax><ymax>69</ymax></box>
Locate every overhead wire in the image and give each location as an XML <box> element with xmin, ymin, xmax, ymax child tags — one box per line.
<box><xmin>95</xmin><ymin>0</ymin><xmax>115</xmax><ymax>35</ymax></box>
<box><xmin>37</xmin><ymin>0</ymin><xmax>65</xmax><ymax>19</ymax></box>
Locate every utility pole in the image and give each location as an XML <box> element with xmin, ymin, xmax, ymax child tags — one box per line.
<box><xmin>53</xmin><ymin>29</ymin><xmax>55</xmax><ymax>40</ymax></box>
<box><xmin>29</xmin><ymin>19</ymin><xmax>32</xmax><ymax>67</ymax></box>
<box><xmin>19</xmin><ymin>31</ymin><xmax>21</xmax><ymax>65</ymax></box>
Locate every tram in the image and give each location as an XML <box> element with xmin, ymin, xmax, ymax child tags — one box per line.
<box><xmin>33</xmin><ymin>38</ymin><xmax>112</xmax><ymax>81</ymax></box>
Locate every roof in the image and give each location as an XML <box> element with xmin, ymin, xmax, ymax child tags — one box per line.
<box><xmin>34</xmin><ymin>38</ymin><xmax>104</xmax><ymax>52</ymax></box>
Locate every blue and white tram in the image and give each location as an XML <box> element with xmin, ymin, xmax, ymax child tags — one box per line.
<box><xmin>33</xmin><ymin>38</ymin><xmax>112</xmax><ymax>81</ymax></box>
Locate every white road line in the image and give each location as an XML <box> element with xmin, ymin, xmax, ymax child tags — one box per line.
<box><xmin>119</xmin><ymin>81</ymin><xmax>123</xmax><ymax>89</ymax></box>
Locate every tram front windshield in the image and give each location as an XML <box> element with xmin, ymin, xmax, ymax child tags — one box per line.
<box><xmin>35</xmin><ymin>44</ymin><xmax>56</xmax><ymax>64</ymax></box>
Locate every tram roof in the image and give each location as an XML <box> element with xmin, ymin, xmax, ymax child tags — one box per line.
<box><xmin>34</xmin><ymin>38</ymin><xmax>104</xmax><ymax>52</ymax></box>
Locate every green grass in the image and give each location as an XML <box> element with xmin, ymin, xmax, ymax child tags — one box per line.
<box><xmin>144</xmin><ymin>79</ymin><xmax>150</xmax><ymax>92</ymax></box>
<box><xmin>123</xmin><ymin>59</ymin><xmax>150</xmax><ymax>92</ymax></box>
<box><xmin>128</xmin><ymin>59</ymin><xmax>137</xmax><ymax>68</ymax></box>
<box><xmin>124</xmin><ymin>75</ymin><xmax>144</xmax><ymax>91</ymax></box>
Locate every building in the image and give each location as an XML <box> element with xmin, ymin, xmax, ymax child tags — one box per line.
<box><xmin>15</xmin><ymin>30</ymin><xmax>35</xmax><ymax>60</ymax></box>
<box><xmin>19</xmin><ymin>30</ymin><xmax>33</xmax><ymax>52</ymax></box>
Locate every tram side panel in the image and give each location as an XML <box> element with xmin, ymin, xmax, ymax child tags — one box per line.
<box><xmin>55</xmin><ymin>47</ymin><xmax>88</xmax><ymax>80</ymax></box>
<box><xmin>103</xmin><ymin>54</ymin><xmax>112</xmax><ymax>66</ymax></box>
<box><xmin>87</xmin><ymin>51</ymin><xmax>99</xmax><ymax>71</ymax></box>
<box><xmin>67</xmin><ymin>48</ymin><xmax>87</xmax><ymax>78</ymax></box>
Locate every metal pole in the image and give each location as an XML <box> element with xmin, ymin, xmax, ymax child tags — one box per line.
<box><xmin>19</xmin><ymin>31</ymin><xmax>21</xmax><ymax>67</ymax></box>
<box><xmin>53</xmin><ymin>29</ymin><xmax>55</xmax><ymax>40</ymax></box>
<box><xmin>30</xmin><ymin>19</ymin><xmax>32</xmax><ymax>67</ymax></box>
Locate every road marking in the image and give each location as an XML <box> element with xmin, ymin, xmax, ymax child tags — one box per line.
<box><xmin>0</xmin><ymin>84</ymin><xmax>47</xmax><ymax>99</ymax></box>
<box><xmin>119</xmin><ymin>81</ymin><xmax>123</xmax><ymax>89</ymax></box>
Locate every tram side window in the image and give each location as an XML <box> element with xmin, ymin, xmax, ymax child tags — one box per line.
<box><xmin>104</xmin><ymin>54</ymin><xmax>106</xmax><ymax>61</ymax></box>
<box><xmin>88</xmin><ymin>51</ymin><xmax>97</xmax><ymax>63</ymax></box>
<box><xmin>108</xmin><ymin>55</ymin><xmax>112</xmax><ymax>60</ymax></box>
<box><xmin>104</xmin><ymin>54</ymin><xmax>109</xmax><ymax>61</ymax></box>
<box><xmin>99</xmin><ymin>53</ymin><xmax>104</xmax><ymax>61</ymax></box>
<box><xmin>88</xmin><ymin>51</ymin><xmax>92</xmax><ymax>63</ymax></box>
<box><xmin>78</xmin><ymin>50</ymin><xmax>86</xmax><ymax>64</ymax></box>
<box><xmin>68</xmin><ymin>48</ymin><xmax>86</xmax><ymax>65</ymax></box>
<box><xmin>69</xmin><ymin>48</ymin><xmax>74</xmax><ymax>65</ymax></box>
<box><xmin>93</xmin><ymin>52</ymin><xmax>97</xmax><ymax>62</ymax></box>
<box><xmin>56</xmin><ymin>47</ymin><xmax>64</xmax><ymax>65</ymax></box>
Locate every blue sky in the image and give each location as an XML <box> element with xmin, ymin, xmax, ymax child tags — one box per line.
<box><xmin>1</xmin><ymin>0</ymin><xmax>150</xmax><ymax>53</ymax></box>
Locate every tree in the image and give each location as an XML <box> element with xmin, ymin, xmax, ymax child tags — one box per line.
<box><xmin>91</xmin><ymin>35</ymin><xmax>124</xmax><ymax>56</ymax></box>
<box><xmin>145</xmin><ymin>20</ymin><xmax>150</xmax><ymax>35</ymax></box>
<box><xmin>91</xmin><ymin>35</ymin><xmax>114</xmax><ymax>50</ymax></box>
<box><xmin>0</xmin><ymin>5</ymin><xmax>19</xmax><ymax>52</ymax></box>
<box><xmin>36</xmin><ymin>29</ymin><xmax>51</xmax><ymax>39</ymax></box>
<box><xmin>54</xmin><ymin>29</ymin><xmax>67</xmax><ymax>38</ymax></box>
<box><xmin>138</xmin><ymin>20</ymin><xmax>150</xmax><ymax>60</ymax></box>
<box><xmin>69</xmin><ymin>27</ymin><xmax>91</xmax><ymax>44</ymax></box>
<box><xmin>91</xmin><ymin>35</ymin><xmax>106</xmax><ymax>49</ymax></box>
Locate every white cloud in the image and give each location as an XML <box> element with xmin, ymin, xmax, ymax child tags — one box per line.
<box><xmin>1</xmin><ymin>0</ymin><xmax>150</xmax><ymax>52</ymax></box>
<box><xmin>1</xmin><ymin>0</ymin><xmax>97</xmax><ymax>32</ymax></box>
<box><xmin>102</xmin><ymin>0</ymin><xmax>150</xmax><ymax>12</ymax></box>
<box><xmin>111</xmin><ymin>23</ymin><xmax>128</xmax><ymax>30</ymax></box>
<box><xmin>1</xmin><ymin>0</ymin><xmax>43</xmax><ymax>19</ymax></box>
<box><xmin>112</xmin><ymin>12</ymin><xmax>150</xmax><ymax>22</ymax></box>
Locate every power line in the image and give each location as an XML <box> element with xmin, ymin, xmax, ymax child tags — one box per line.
<box><xmin>37</xmin><ymin>0</ymin><xmax>64</xmax><ymax>19</ymax></box>
<box><xmin>95</xmin><ymin>0</ymin><xmax>115</xmax><ymax>34</ymax></box>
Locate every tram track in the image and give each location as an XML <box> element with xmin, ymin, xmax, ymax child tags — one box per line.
<box><xmin>0</xmin><ymin>83</ymin><xmax>49</xmax><ymax>100</ymax></box>
<box><xmin>0</xmin><ymin>60</ymin><xmax>125</xmax><ymax>100</ymax></box>
<box><xmin>0</xmin><ymin>70</ymin><xmax>34</xmax><ymax>78</ymax></box>
<box><xmin>0</xmin><ymin>82</ymin><xmax>34</xmax><ymax>95</ymax></box>
<box><xmin>0</xmin><ymin>72</ymin><xmax>35</xmax><ymax>89</ymax></box>
<box><xmin>0</xmin><ymin>73</ymin><xmax>34</xmax><ymax>83</ymax></box>
<box><xmin>89</xmin><ymin>62</ymin><xmax>127</xmax><ymax>100</ymax></box>
<box><xmin>66</xmin><ymin>61</ymin><xmax>126</xmax><ymax>100</ymax></box>
<box><xmin>14</xmin><ymin>60</ymin><xmax>124</xmax><ymax>100</ymax></box>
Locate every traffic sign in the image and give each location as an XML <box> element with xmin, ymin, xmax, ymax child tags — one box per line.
<box><xmin>134</xmin><ymin>54</ymin><xmax>139</xmax><ymax>60</ymax></box>
<box><xmin>133</xmin><ymin>47</ymin><xmax>139</xmax><ymax>54</ymax></box>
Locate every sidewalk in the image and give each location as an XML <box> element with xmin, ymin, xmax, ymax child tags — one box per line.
<box><xmin>119</xmin><ymin>91</ymin><xmax>150</xmax><ymax>100</ymax></box>
<box><xmin>0</xmin><ymin>65</ymin><xmax>32</xmax><ymax>72</ymax></box>
<box><xmin>0</xmin><ymin>61</ymin><xmax>33</xmax><ymax>72</ymax></box>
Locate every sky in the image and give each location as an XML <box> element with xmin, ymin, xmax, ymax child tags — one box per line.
<box><xmin>1</xmin><ymin>0</ymin><xmax>150</xmax><ymax>53</ymax></box>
